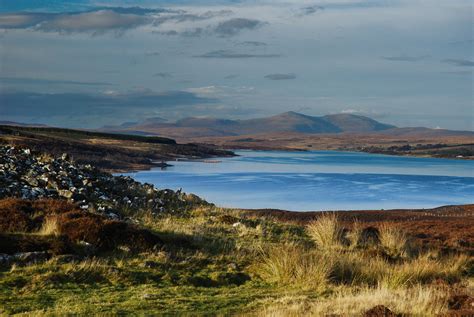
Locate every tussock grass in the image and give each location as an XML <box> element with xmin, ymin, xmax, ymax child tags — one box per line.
<box><xmin>37</xmin><ymin>217</ymin><xmax>60</xmax><ymax>236</ymax></box>
<box><xmin>306</xmin><ymin>213</ymin><xmax>344</xmax><ymax>250</ymax></box>
<box><xmin>256</xmin><ymin>243</ymin><xmax>330</xmax><ymax>291</ymax></box>
<box><xmin>378</xmin><ymin>223</ymin><xmax>409</xmax><ymax>258</ymax></box>
<box><xmin>346</xmin><ymin>220</ymin><xmax>362</xmax><ymax>249</ymax></box>
<box><xmin>258</xmin><ymin>217</ymin><xmax>469</xmax><ymax>291</ymax></box>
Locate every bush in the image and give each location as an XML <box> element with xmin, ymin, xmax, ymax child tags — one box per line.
<box><xmin>0</xmin><ymin>198</ymin><xmax>78</xmax><ymax>233</ymax></box>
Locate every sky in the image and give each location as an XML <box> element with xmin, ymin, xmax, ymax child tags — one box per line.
<box><xmin>0</xmin><ymin>0</ymin><xmax>472</xmax><ymax>130</ymax></box>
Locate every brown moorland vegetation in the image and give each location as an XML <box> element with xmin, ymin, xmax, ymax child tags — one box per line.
<box><xmin>179</xmin><ymin>131</ymin><xmax>474</xmax><ymax>159</ymax></box>
<box><xmin>0</xmin><ymin>198</ymin><xmax>163</xmax><ymax>254</ymax></box>
<box><xmin>243</xmin><ymin>204</ymin><xmax>474</xmax><ymax>254</ymax></box>
<box><xmin>0</xmin><ymin>125</ymin><xmax>234</xmax><ymax>172</ymax></box>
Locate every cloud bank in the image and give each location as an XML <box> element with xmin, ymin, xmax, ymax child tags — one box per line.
<box><xmin>0</xmin><ymin>90</ymin><xmax>217</xmax><ymax>128</ymax></box>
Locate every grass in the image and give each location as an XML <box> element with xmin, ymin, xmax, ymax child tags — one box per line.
<box><xmin>258</xmin><ymin>285</ymin><xmax>450</xmax><ymax>316</ymax></box>
<box><xmin>306</xmin><ymin>212</ymin><xmax>344</xmax><ymax>250</ymax></box>
<box><xmin>255</xmin><ymin>243</ymin><xmax>330</xmax><ymax>292</ymax></box>
<box><xmin>378</xmin><ymin>223</ymin><xmax>409</xmax><ymax>258</ymax></box>
<box><xmin>37</xmin><ymin>217</ymin><xmax>60</xmax><ymax>236</ymax></box>
<box><xmin>0</xmin><ymin>205</ymin><xmax>472</xmax><ymax>315</ymax></box>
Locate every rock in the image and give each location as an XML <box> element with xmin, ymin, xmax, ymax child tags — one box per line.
<box><xmin>0</xmin><ymin>145</ymin><xmax>208</xmax><ymax>217</ymax></box>
<box><xmin>13</xmin><ymin>251</ymin><xmax>50</xmax><ymax>264</ymax></box>
<box><xmin>58</xmin><ymin>189</ymin><xmax>74</xmax><ymax>199</ymax></box>
<box><xmin>107</xmin><ymin>212</ymin><xmax>119</xmax><ymax>220</ymax></box>
<box><xmin>0</xmin><ymin>253</ymin><xmax>13</xmax><ymax>265</ymax></box>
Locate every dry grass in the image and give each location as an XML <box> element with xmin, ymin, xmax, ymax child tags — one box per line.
<box><xmin>306</xmin><ymin>213</ymin><xmax>344</xmax><ymax>250</ymax></box>
<box><xmin>258</xmin><ymin>217</ymin><xmax>469</xmax><ymax>292</ymax></box>
<box><xmin>378</xmin><ymin>223</ymin><xmax>409</xmax><ymax>258</ymax></box>
<box><xmin>256</xmin><ymin>243</ymin><xmax>331</xmax><ymax>291</ymax></box>
<box><xmin>37</xmin><ymin>217</ymin><xmax>60</xmax><ymax>236</ymax></box>
<box><xmin>258</xmin><ymin>285</ymin><xmax>449</xmax><ymax>316</ymax></box>
<box><xmin>347</xmin><ymin>220</ymin><xmax>362</xmax><ymax>249</ymax></box>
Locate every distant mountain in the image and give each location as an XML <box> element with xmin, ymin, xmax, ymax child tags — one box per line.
<box><xmin>321</xmin><ymin>114</ymin><xmax>396</xmax><ymax>132</ymax></box>
<box><xmin>0</xmin><ymin>121</ymin><xmax>48</xmax><ymax>127</ymax></box>
<box><xmin>102</xmin><ymin>112</ymin><xmax>397</xmax><ymax>137</ymax></box>
<box><xmin>235</xmin><ymin>112</ymin><xmax>341</xmax><ymax>134</ymax></box>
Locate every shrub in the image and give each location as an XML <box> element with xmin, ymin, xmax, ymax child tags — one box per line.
<box><xmin>0</xmin><ymin>198</ymin><xmax>78</xmax><ymax>233</ymax></box>
<box><xmin>0</xmin><ymin>207</ymin><xmax>34</xmax><ymax>233</ymax></box>
<box><xmin>56</xmin><ymin>211</ymin><xmax>162</xmax><ymax>252</ymax></box>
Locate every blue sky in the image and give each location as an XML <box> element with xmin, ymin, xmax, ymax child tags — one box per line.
<box><xmin>0</xmin><ymin>0</ymin><xmax>472</xmax><ymax>129</ymax></box>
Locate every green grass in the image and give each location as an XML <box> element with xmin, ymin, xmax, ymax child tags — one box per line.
<box><xmin>0</xmin><ymin>208</ymin><xmax>471</xmax><ymax>316</ymax></box>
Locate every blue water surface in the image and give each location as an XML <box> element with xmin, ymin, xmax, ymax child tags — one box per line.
<box><xmin>122</xmin><ymin>150</ymin><xmax>474</xmax><ymax>211</ymax></box>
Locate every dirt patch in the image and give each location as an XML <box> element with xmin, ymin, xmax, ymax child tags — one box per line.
<box><xmin>364</xmin><ymin>305</ymin><xmax>399</xmax><ymax>317</ymax></box>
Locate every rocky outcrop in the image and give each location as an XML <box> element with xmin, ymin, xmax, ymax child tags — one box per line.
<box><xmin>0</xmin><ymin>146</ymin><xmax>208</xmax><ymax>217</ymax></box>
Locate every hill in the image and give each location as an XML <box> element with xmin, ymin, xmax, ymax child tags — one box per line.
<box><xmin>0</xmin><ymin>125</ymin><xmax>234</xmax><ymax>172</ymax></box>
<box><xmin>321</xmin><ymin>113</ymin><xmax>396</xmax><ymax>132</ymax></box>
<box><xmin>103</xmin><ymin>112</ymin><xmax>395</xmax><ymax>137</ymax></box>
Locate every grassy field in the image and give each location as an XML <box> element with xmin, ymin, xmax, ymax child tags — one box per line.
<box><xmin>0</xmin><ymin>199</ymin><xmax>472</xmax><ymax>316</ymax></box>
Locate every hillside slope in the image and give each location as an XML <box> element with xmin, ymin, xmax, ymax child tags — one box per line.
<box><xmin>321</xmin><ymin>113</ymin><xmax>395</xmax><ymax>132</ymax></box>
<box><xmin>103</xmin><ymin>112</ymin><xmax>396</xmax><ymax>137</ymax></box>
<box><xmin>0</xmin><ymin>125</ymin><xmax>234</xmax><ymax>172</ymax></box>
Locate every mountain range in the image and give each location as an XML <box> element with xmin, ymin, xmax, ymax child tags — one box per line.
<box><xmin>102</xmin><ymin>112</ymin><xmax>401</xmax><ymax>137</ymax></box>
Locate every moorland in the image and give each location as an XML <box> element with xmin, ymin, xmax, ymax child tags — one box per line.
<box><xmin>0</xmin><ymin>141</ymin><xmax>473</xmax><ymax>315</ymax></box>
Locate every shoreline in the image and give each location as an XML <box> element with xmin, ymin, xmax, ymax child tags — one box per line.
<box><xmin>122</xmin><ymin>147</ymin><xmax>474</xmax><ymax>174</ymax></box>
<box><xmin>217</xmin><ymin>145</ymin><xmax>474</xmax><ymax>160</ymax></box>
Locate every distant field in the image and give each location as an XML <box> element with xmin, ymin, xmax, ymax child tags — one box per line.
<box><xmin>179</xmin><ymin>131</ymin><xmax>474</xmax><ymax>159</ymax></box>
